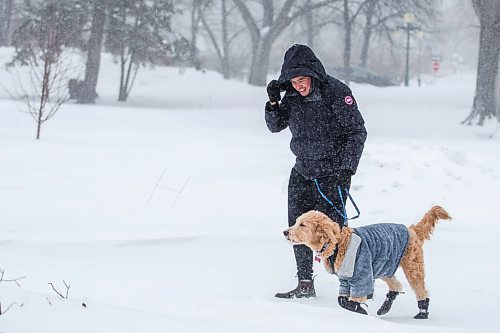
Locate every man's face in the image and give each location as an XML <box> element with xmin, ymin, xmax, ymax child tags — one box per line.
<box><xmin>291</xmin><ymin>76</ymin><xmax>312</xmax><ymax>96</ymax></box>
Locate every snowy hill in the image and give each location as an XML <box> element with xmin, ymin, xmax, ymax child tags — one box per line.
<box><xmin>0</xmin><ymin>48</ymin><xmax>499</xmax><ymax>332</ymax></box>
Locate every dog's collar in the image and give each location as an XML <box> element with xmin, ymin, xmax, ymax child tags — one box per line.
<box><xmin>314</xmin><ymin>242</ymin><xmax>339</xmax><ymax>274</ymax></box>
<box><xmin>314</xmin><ymin>242</ymin><xmax>338</xmax><ymax>271</ymax></box>
<box><xmin>314</xmin><ymin>242</ymin><xmax>330</xmax><ymax>263</ymax></box>
<box><xmin>317</xmin><ymin>241</ymin><xmax>330</xmax><ymax>255</ymax></box>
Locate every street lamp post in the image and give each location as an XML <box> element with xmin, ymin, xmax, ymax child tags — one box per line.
<box><xmin>398</xmin><ymin>13</ymin><xmax>419</xmax><ymax>87</ymax></box>
<box><xmin>416</xmin><ymin>31</ymin><xmax>424</xmax><ymax>87</ymax></box>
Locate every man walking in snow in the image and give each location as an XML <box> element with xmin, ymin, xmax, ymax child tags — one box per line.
<box><xmin>265</xmin><ymin>44</ymin><xmax>367</xmax><ymax>298</ymax></box>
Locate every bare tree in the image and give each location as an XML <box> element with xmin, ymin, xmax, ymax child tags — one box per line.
<box><xmin>339</xmin><ymin>0</ymin><xmax>373</xmax><ymax>85</ymax></box>
<box><xmin>299</xmin><ymin>0</ymin><xmax>371</xmax><ymax>85</ymax></box>
<box><xmin>359</xmin><ymin>0</ymin><xmax>379</xmax><ymax>67</ymax></box>
<box><xmin>195</xmin><ymin>0</ymin><xmax>246</xmax><ymax>78</ymax></box>
<box><xmin>9</xmin><ymin>1</ymin><xmax>78</xmax><ymax>139</ymax></box>
<box><xmin>463</xmin><ymin>0</ymin><xmax>500</xmax><ymax>125</ymax></box>
<box><xmin>233</xmin><ymin>0</ymin><xmax>329</xmax><ymax>86</ymax></box>
<box><xmin>106</xmin><ymin>0</ymin><xmax>182</xmax><ymax>102</ymax></box>
<box><xmin>358</xmin><ymin>0</ymin><xmax>434</xmax><ymax>66</ymax></box>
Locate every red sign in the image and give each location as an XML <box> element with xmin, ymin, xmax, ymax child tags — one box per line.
<box><xmin>432</xmin><ymin>61</ymin><xmax>440</xmax><ymax>72</ymax></box>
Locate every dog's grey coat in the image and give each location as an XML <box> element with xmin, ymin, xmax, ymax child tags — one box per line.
<box><xmin>338</xmin><ymin>223</ymin><xmax>409</xmax><ymax>298</ymax></box>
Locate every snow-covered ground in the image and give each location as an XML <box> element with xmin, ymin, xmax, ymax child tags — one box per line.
<box><xmin>1</xmin><ymin>49</ymin><xmax>499</xmax><ymax>332</ymax></box>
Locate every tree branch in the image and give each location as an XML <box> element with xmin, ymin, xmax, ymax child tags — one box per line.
<box><xmin>232</xmin><ymin>0</ymin><xmax>261</xmax><ymax>46</ymax></box>
<box><xmin>200</xmin><ymin>11</ymin><xmax>223</xmax><ymax>60</ymax></box>
<box><xmin>0</xmin><ymin>268</ymin><xmax>26</xmax><ymax>287</ymax></box>
<box><xmin>0</xmin><ymin>302</ymin><xmax>18</xmax><ymax>316</ymax></box>
<box><xmin>48</xmin><ymin>281</ymin><xmax>70</xmax><ymax>299</ymax></box>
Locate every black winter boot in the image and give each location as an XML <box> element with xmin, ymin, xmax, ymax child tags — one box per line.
<box><xmin>338</xmin><ymin>296</ymin><xmax>368</xmax><ymax>315</ymax></box>
<box><xmin>377</xmin><ymin>291</ymin><xmax>401</xmax><ymax>316</ymax></box>
<box><xmin>275</xmin><ymin>279</ymin><xmax>316</xmax><ymax>299</ymax></box>
<box><xmin>414</xmin><ymin>298</ymin><xmax>430</xmax><ymax>319</ymax></box>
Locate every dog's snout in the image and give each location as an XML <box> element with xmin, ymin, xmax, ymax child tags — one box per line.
<box><xmin>283</xmin><ymin>230</ymin><xmax>289</xmax><ymax>237</ymax></box>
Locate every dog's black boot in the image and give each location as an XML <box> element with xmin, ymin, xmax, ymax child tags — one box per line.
<box><xmin>377</xmin><ymin>291</ymin><xmax>401</xmax><ymax>316</ymax></box>
<box><xmin>275</xmin><ymin>279</ymin><xmax>316</xmax><ymax>299</ymax></box>
<box><xmin>338</xmin><ymin>296</ymin><xmax>368</xmax><ymax>315</ymax></box>
<box><xmin>414</xmin><ymin>298</ymin><xmax>430</xmax><ymax>319</ymax></box>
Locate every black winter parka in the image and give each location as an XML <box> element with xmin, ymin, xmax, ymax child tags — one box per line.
<box><xmin>265</xmin><ymin>44</ymin><xmax>367</xmax><ymax>179</ymax></box>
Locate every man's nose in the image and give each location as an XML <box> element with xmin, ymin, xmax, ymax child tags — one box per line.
<box><xmin>283</xmin><ymin>230</ymin><xmax>289</xmax><ymax>237</ymax></box>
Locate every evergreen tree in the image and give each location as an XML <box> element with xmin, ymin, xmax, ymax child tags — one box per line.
<box><xmin>105</xmin><ymin>0</ymin><xmax>186</xmax><ymax>101</ymax></box>
<box><xmin>11</xmin><ymin>0</ymin><xmax>86</xmax><ymax>65</ymax></box>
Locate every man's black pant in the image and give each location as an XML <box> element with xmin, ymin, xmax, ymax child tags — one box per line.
<box><xmin>288</xmin><ymin>168</ymin><xmax>350</xmax><ymax>280</ymax></box>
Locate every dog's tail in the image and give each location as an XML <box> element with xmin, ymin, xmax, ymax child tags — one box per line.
<box><xmin>411</xmin><ymin>206</ymin><xmax>451</xmax><ymax>242</ymax></box>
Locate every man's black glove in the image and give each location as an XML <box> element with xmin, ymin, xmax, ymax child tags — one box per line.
<box><xmin>337</xmin><ymin>169</ymin><xmax>353</xmax><ymax>189</ymax></box>
<box><xmin>267</xmin><ymin>80</ymin><xmax>281</xmax><ymax>103</ymax></box>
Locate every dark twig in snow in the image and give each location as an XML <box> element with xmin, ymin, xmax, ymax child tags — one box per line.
<box><xmin>169</xmin><ymin>177</ymin><xmax>190</xmax><ymax>207</ymax></box>
<box><xmin>0</xmin><ymin>268</ymin><xmax>26</xmax><ymax>287</ymax></box>
<box><xmin>48</xmin><ymin>280</ymin><xmax>70</xmax><ymax>299</ymax></box>
<box><xmin>146</xmin><ymin>170</ymin><xmax>190</xmax><ymax>207</ymax></box>
<box><xmin>145</xmin><ymin>168</ymin><xmax>166</xmax><ymax>207</ymax></box>
<box><xmin>0</xmin><ymin>302</ymin><xmax>18</xmax><ymax>316</ymax></box>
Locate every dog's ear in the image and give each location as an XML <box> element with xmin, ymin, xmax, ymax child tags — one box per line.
<box><xmin>316</xmin><ymin>219</ymin><xmax>341</xmax><ymax>244</ymax></box>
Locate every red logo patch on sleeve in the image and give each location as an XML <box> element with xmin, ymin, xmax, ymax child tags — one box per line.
<box><xmin>344</xmin><ymin>96</ymin><xmax>354</xmax><ymax>105</ymax></box>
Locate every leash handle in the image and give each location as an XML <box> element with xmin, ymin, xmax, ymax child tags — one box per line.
<box><xmin>313</xmin><ymin>179</ymin><xmax>360</xmax><ymax>225</ymax></box>
<box><xmin>345</xmin><ymin>188</ymin><xmax>361</xmax><ymax>220</ymax></box>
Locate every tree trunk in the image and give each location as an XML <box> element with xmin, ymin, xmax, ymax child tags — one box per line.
<box><xmin>37</xmin><ymin>42</ymin><xmax>52</xmax><ymax>140</ymax></box>
<box><xmin>497</xmin><ymin>60</ymin><xmax>500</xmax><ymax>121</ymax></box>
<box><xmin>235</xmin><ymin>0</ymin><xmax>328</xmax><ymax>86</ymax></box>
<box><xmin>234</xmin><ymin>0</ymin><xmax>299</xmax><ymax>86</ymax></box>
<box><xmin>305</xmin><ymin>0</ymin><xmax>314</xmax><ymax>48</ymax></box>
<box><xmin>343</xmin><ymin>0</ymin><xmax>352</xmax><ymax>86</ymax></box>
<box><xmin>221</xmin><ymin>0</ymin><xmax>230</xmax><ymax>79</ymax></box>
<box><xmin>118</xmin><ymin>84</ymin><xmax>127</xmax><ymax>101</ymax></box>
<box><xmin>118</xmin><ymin>57</ymin><xmax>134</xmax><ymax>102</ymax></box>
<box><xmin>470</xmin><ymin>26</ymin><xmax>500</xmax><ymax>124</ymax></box>
<box><xmin>360</xmin><ymin>0</ymin><xmax>376</xmax><ymax>67</ymax></box>
<box><xmin>118</xmin><ymin>49</ymin><xmax>128</xmax><ymax>102</ymax></box>
<box><xmin>463</xmin><ymin>0</ymin><xmax>500</xmax><ymax>125</ymax></box>
<box><xmin>0</xmin><ymin>0</ymin><xmax>14</xmax><ymax>46</ymax></box>
<box><xmin>78</xmin><ymin>0</ymin><xmax>106</xmax><ymax>104</ymax></box>
<box><xmin>248</xmin><ymin>36</ymin><xmax>274</xmax><ymax>86</ymax></box>
<box><xmin>118</xmin><ymin>50</ymin><xmax>139</xmax><ymax>102</ymax></box>
<box><xmin>190</xmin><ymin>0</ymin><xmax>202</xmax><ymax>69</ymax></box>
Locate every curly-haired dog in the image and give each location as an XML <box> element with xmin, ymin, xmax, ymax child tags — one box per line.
<box><xmin>283</xmin><ymin>206</ymin><xmax>451</xmax><ymax>319</ymax></box>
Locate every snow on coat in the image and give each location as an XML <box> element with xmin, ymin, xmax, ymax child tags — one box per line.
<box><xmin>265</xmin><ymin>44</ymin><xmax>367</xmax><ymax>179</ymax></box>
